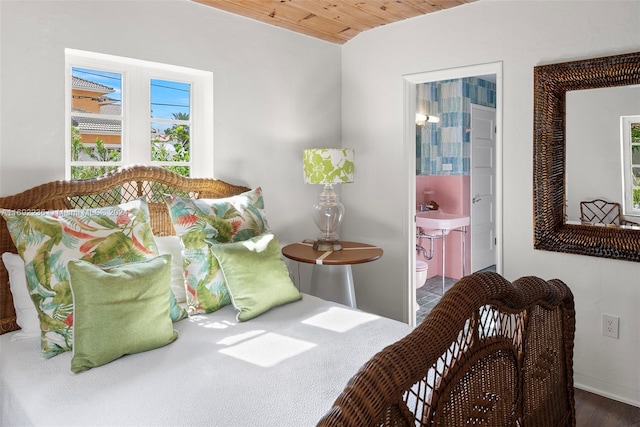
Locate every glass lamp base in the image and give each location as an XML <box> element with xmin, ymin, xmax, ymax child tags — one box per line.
<box><xmin>313</xmin><ymin>239</ymin><xmax>343</xmax><ymax>252</ymax></box>
<box><xmin>312</xmin><ymin>184</ymin><xmax>345</xmax><ymax>251</ymax></box>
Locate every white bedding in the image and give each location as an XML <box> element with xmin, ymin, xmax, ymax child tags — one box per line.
<box><xmin>0</xmin><ymin>294</ymin><xmax>412</xmax><ymax>427</ymax></box>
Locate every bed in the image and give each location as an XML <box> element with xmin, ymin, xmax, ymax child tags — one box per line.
<box><xmin>0</xmin><ymin>165</ymin><xmax>413</xmax><ymax>426</ymax></box>
<box><xmin>0</xmin><ymin>165</ymin><xmax>576</xmax><ymax>426</ymax></box>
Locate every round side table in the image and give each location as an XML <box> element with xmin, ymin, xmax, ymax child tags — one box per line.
<box><xmin>281</xmin><ymin>241</ymin><xmax>383</xmax><ymax>308</ymax></box>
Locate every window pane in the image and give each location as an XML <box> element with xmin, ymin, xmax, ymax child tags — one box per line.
<box><xmin>151</xmin><ymin>121</ymin><xmax>190</xmax><ymax>163</ymax></box>
<box><xmin>71</xmin><ymin>118</ymin><xmax>122</xmax><ymax>160</ymax></box>
<box><xmin>632</xmin><ymin>123</ymin><xmax>640</xmax><ymax>143</ymax></box>
<box><xmin>632</xmin><ymin>147</ymin><xmax>640</xmax><ymax>165</ymax></box>
<box><xmin>72</xmin><ymin>67</ymin><xmax>122</xmax><ymax>115</ymax></box>
<box><xmin>150</xmin><ymin>79</ymin><xmax>190</xmax><ymax>173</ymax></box>
<box><xmin>150</xmin><ymin>79</ymin><xmax>190</xmax><ymax>119</ymax></box>
<box><xmin>71</xmin><ymin>67</ymin><xmax>123</xmax><ymax>164</ymax></box>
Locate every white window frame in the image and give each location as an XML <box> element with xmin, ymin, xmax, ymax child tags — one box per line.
<box><xmin>65</xmin><ymin>48</ymin><xmax>213</xmax><ymax>179</ymax></box>
<box><xmin>620</xmin><ymin>115</ymin><xmax>640</xmax><ymax>217</ymax></box>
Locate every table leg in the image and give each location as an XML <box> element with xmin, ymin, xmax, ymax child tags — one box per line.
<box><xmin>310</xmin><ymin>265</ymin><xmax>357</xmax><ymax>308</ymax></box>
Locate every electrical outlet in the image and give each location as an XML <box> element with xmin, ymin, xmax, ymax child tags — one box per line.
<box><xmin>442</xmin><ymin>163</ymin><xmax>453</xmax><ymax>171</ymax></box>
<box><xmin>602</xmin><ymin>314</ymin><xmax>619</xmax><ymax>339</ymax></box>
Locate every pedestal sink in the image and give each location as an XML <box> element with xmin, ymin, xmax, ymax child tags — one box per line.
<box><xmin>416</xmin><ymin>211</ymin><xmax>470</xmax><ymax>235</ymax></box>
<box><xmin>415</xmin><ymin>211</ymin><xmax>470</xmax><ymax>293</ymax></box>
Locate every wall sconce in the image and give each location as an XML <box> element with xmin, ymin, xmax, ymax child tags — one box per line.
<box><xmin>416</xmin><ymin>113</ymin><xmax>440</xmax><ymax>126</ymax></box>
<box><xmin>303</xmin><ymin>148</ymin><xmax>355</xmax><ymax>251</ymax></box>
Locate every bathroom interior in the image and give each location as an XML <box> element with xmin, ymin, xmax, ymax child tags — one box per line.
<box><xmin>414</xmin><ymin>75</ymin><xmax>497</xmax><ymax>322</ymax></box>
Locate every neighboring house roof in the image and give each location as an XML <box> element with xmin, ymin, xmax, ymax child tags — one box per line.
<box><xmin>72</xmin><ymin>76</ymin><xmax>119</xmax><ymax>108</ymax></box>
<box><xmin>71</xmin><ymin>114</ymin><xmax>121</xmax><ymax>135</ymax></box>
<box><xmin>72</xmin><ymin>76</ymin><xmax>114</xmax><ymax>94</ymax></box>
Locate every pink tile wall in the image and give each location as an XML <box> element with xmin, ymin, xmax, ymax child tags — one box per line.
<box><xmin>416</xmin><ymin>175</ymin><xmax>470</xmax><ymax>279</ymax></box>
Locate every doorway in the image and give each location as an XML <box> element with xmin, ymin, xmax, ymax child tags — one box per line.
<box><xmin>403</xmin><ymin>62</ymin><xmax>503</xmax><ymax>326</ymax></box>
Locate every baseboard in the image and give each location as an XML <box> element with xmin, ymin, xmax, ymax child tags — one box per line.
<box><xmin>574</xmin><ymin>382</ymin><xmax>640</xmax><ymax>408</ymax></box>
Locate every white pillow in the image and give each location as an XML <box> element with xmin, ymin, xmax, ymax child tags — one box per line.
<box><xmin>2</xmin><ymin>252</ymin><xmax>40</xmax><ymax>341</ymax></box>
<box><xmin>155</xmin><ymin>236</ymin><xmax>187</xmax><ymax>304</ymax></box>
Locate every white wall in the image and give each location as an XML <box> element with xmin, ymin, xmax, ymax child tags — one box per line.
<box><xmin>0</xmin><ymin>0</ymin><xmax>341</xmax><ymax>247</ymax></box>
<box><xmin>341</xmin><ymin>0</ymin><xmax>640</xmax><ymax>406</ymax></box>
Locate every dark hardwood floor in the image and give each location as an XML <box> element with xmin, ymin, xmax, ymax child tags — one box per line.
<box><xmin>575</xmin><ymin>388</ymin><xmax>640</xmax><ymax>426</ymax></box>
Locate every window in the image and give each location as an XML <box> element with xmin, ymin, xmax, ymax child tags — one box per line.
<box><xmin>65</xmin><ymin>49</ymin><xmax>213</xmax><ymax>179</ymax></box>
<box><xmin>621</xmin><ymin>115</ymin><xmax>640</xmax><ymax>216</ymax></box>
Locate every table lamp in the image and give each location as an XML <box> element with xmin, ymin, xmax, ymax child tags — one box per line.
<box><xmin>303</xmin><ymin>148</ymin><xmax>355</xmax><ymax>251</ymax></box>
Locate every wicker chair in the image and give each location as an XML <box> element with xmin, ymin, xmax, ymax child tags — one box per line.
<box><xmin>318</xmin><ymin>272</ymin><xmax>576</xmax><ymax>427</ymax></box>
<box><xmin>579</xmin><ymin>199</ymin><xmax>639</xmax><ymax>227</ymax></box>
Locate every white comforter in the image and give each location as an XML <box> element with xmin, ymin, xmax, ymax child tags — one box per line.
<box><xmin>0</xmin><ymin>294</ymin><xmax>412</xmax><ymax>427</ymax></box>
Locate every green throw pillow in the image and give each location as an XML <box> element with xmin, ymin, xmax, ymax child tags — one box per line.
<box><xmin>68</xmin><ymin>255</ymin><xmax>178</xmax><ymax>374</ymax></box>
<box><xmin>211</xmin><ymin>233</ymin><xmax>301</xmax><ymax>321</ymax></box>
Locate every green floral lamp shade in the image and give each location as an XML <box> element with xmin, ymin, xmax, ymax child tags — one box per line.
<box><xmin>303</xmin><ymin>148</ymin><xmax>355</xmax><ymax>184</ymax></box>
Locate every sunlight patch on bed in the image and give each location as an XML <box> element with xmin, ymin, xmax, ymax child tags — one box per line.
<box><xmin>217</xmin><ymin>330</ymin><xmax>265</xmax><ymax>346</ymax></box>
<box><xmin>218</xmin><ymin>333</ymin><xmax>316</xmax><ymax>367</ymax></box>
<box><xmin>188</xmin><ymin>315</ymin><xmax>236</xmax><ymax>329</ymax></box>
<box><xmin>301</xmin><ymin>307</ymin><xmax>380</xmax><ymax>333</ymax></box>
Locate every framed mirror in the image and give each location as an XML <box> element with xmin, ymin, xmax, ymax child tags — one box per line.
<box><xmin>533</xmin><ymin>51</ymin><xmax>640</xmax><ymax>262</ymax></box>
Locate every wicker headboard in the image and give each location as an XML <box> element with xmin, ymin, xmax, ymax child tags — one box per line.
<box><xmin>0</xmin><ymin>165</ymin><xmax>250</xmax><ymax>334</ymax></box>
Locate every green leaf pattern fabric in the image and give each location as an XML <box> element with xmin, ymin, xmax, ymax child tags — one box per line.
<box><xmin>1</xmin><ymin>198</ymin><xmax>186</xmax><ymax>358</ymax></box>
<box><xmin>165</xmin><ymin>188</ymin><xmax>270</xmax><ymax>314</ymax></box>
<box><xmin>302</xmin><ymin>148</ymin><xmax>355</xmax><ymax>184</ymax></box>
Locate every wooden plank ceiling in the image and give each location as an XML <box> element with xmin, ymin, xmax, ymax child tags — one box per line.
<box><xmin>192</xmin><ymin>0</ymin><xmax>476</xmax><ymax>44</ymax></box>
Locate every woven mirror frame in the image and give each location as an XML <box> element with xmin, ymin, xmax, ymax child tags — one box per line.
<box><xmin>533</xmin><ymin>51</ymin><xmax>640</xmax><ymax>262</ymax></box>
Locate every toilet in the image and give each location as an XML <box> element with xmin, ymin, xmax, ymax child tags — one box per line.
<box><xmin>416</xmin><ymin>260</ymin><xmax>428</xmax><ymax>289</ymax></box>
<box><xmin>415</xmin><ymin>260</ymin><xmax>429</xmax><ymax>313</ymax></box>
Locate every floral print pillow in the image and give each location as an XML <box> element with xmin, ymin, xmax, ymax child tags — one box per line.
<box><xmin>1</xmin><ymin>198</ymin><xmax>186</xmax><ymax>359</ymax></box>
<box><xmin>165</xmin><ymin>188</ymin><xmax>270</xmax><ymax>314</ymax></box>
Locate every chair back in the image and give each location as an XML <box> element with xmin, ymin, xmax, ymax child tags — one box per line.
<box><xmin>318</xmin><ymin>272</ymin><xmax>576</xmax><ymax>427</ymax></box>
<box><xmin>580</xmin><ymin>199</ymin><xmax>625</xmax><ymax>226</ymax></box>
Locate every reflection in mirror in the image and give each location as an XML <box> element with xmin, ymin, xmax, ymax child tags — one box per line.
<box><xmin>565</xmin><ymin>85</ymin><xmax>640</xmax><ymax>222</ymax></box>
<box><xmin>533</xmin><ymin>51</ymin><xmax>640</xmax><ymax>262</ymax></box>
<box><xmin>621</xmin><ymin>116</ymin><xmax>640</xmax><ymax>215</ymax></box>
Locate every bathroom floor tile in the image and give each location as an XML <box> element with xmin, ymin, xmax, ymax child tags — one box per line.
<box><xmin>416</xmin><ymin>266</ymin><xmax>496</xmax><ymax>325</ymax></box>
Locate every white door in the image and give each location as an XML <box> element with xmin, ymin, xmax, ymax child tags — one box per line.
<box><xmin>471</xmin><ymin>104</ymin><xmax>496</xmax><ymax>272</ymax></box>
